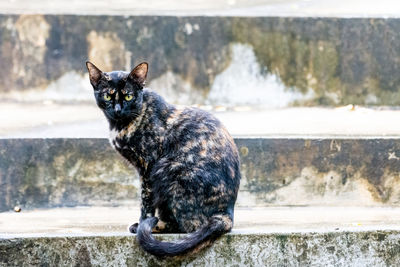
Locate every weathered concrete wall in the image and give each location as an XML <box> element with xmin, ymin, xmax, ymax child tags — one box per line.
<box><xmin>1</xmin><ymin>138</ymin><xmax>400</xmax><ymax>212</ymax></box>
<box><xmin>1</xmin><ymin>15</ymin><xmax>399</xmax><ymax>106</ymax></box>
<box><xmin>1</xmin><ymin>231</ymin><xmax>400</xmax><ymax>266</ymax></box>
<box><xmin>0</xmin><ymin>139</ymin><xmax>138</xmax><ymax>211</ymax></box>
<box><xmin>236</xmin><ymin>138</ymin><xmax>400</xmax><ymax>206</ymax></box>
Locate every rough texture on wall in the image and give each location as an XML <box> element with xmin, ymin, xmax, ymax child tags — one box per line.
<box><xmin>1</xmin><ymin>138</ymin><xmax>400</xmax><ymax>212</ymax></box>
<box><xmin>0</xmin><ymin>139</ymin><xmax>139</xmax><ymax>211</ymax></box>
<box><xmin>233</xmin><ymin>18</ymin><xmax>400</xmax><ymax>105</ymax></box>
<box><xmin>235</xmin><ymin>138</ymin><xmax>400</xmax><ymax>206</ymax></box>
<box><xmin>0</xmin><ymin>15</ymin><xmax>399</xmax><ymax>106</ymax></box>
<box><xmin>1</xmin><ymin>231</ymin><xmax>400</xmax><ymax>266</ymax></box>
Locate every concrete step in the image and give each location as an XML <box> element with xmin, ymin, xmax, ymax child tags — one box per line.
<box><xmin>1</xmin><ymin>207</ymin><xmax>400</xmax><ymax>266</ymax></box>
<box><xmin>1</xmin><ymin>138</ymin><xmax>400</xmax><ymax>212</ymax></box>
<box><xmin>3</xmin><ymin>104</ymin><xmax>400</xmax><ymax>138</ymax></box>
<box><xmin>2</xmin><ymin>206</ymin><xmax>400</xmax><ymax>235</ymax></box>
<box><xmin>0</xmin><ymin>13</ymin><xmax>399</xmax><ymax>107</ymax></box>
<box><xmin>1</xmin><ymin>0</ymin><xmax>399</xmax><ymax>17</ymax></box>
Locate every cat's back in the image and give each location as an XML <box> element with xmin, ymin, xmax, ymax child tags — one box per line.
<box><xmin>144</xmin><ymin>90</ymin><xmax>227</xmax><ymax>142</ymax></box>
<box><xmin>144</xmin><ymin>90</ymin><xmax>239</xmax><ymax>169</ymax></box>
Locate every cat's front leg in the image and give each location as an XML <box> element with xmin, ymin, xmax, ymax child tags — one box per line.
<box><xmin>140</xmin><ymin>185</ymin><xmax>155</xmax><ymax>220</ymax></box>
<box><xmin>129</xmin><ymin>185</ymin><xmax>155</xmax><ymax>233</ymax></box>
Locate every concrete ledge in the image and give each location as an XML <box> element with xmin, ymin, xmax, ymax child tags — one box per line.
<box><xmin>1</xmin><ymin>138</ymin><xmax>400</xmax><ymax>211</ymax></box>
<box><xmin>2</xmin><ymin>206</ymin><xmax>400</xmax><ymax>265</ymax></box>
<box><xmin>1</xmin><ymin>230</ymin><xmax>400</xmax><ymax>266</ymax></box>
<box><xmin>2</xmin><ymin>206</ymin><xmax>400</xmax><ymax>235</ymax></box>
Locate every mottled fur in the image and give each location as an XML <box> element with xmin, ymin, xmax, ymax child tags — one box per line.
<box><xmin>86</xmin><ymin>61</ymin><xmax>241</xmax><ymax>257</ymax></box>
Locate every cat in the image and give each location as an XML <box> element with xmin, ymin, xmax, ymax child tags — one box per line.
<box><xmin>86</xmin><ymin>61</ymin><xmax>241</xmax><ymax>257</ymax></box>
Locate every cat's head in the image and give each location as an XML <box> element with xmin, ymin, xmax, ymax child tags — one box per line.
<box><xmin>86</xmin><ymin>61</ymin><xmax>148</xmax><ymax>123</ymax></box>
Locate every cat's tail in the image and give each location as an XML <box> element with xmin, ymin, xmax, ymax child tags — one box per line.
<box><xmin>136</xmin><ymin>215</ymin><xmax>231</xmax><ymax>257</ymax></box>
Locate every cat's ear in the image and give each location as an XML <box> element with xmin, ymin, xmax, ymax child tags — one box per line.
<box><xmin>86</xmin><ymin>61</ymin><xmax>103</xmax><ymax>87</ymax></box>
<box><xmin>128</xmin><ymin>62</ymin><xmax>148</xmax><ymax>88</ymax></box>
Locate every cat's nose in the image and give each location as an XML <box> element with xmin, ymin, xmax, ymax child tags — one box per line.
<box><xmin>114</xmin><ymin>104</ymin><xmax>122</xmax><ymax>114</ymax></box>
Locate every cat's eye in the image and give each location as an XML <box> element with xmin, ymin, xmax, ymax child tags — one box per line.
<box><xmin>125</xmin><ymin>95</ymin><xmax>133</xmax><ymax>101</ymax></box>
<box><xmin>104</xmin><ymin>94</ymin><xmax>111</xmax><ymax>101</ymax></box>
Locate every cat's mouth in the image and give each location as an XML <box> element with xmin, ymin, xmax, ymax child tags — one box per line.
<box><xmin>112</xmin><ymin>114</ymin><xmax>125</xmax><ymax>121</ymax></box>
<box><xmin>105</xmin><ymin>111</ymin><xmax>124</xmax><ymax>121</ymax></box>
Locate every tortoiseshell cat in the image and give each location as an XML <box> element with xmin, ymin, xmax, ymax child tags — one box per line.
<box><xmin>86</xmin><ymin>61</ymin><xmax>241</xmax><ymax>257</ymax></box>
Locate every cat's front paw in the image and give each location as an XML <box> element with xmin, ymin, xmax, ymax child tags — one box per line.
<box><xmin>128</xmin><ymin>222</ymin><xmax>139</xmax><ymax>233</ymax></box>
